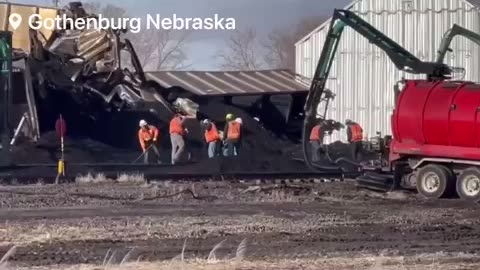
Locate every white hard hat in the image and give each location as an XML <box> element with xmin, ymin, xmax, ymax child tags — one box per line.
<box><xmin>139</xmin><ymin>119</ymin><xmax>147</xmax><ymax>127</ymax></box>
<box><xmin>235</xmin><ymin>118</ymin><xmax>243</xmax><ymax>125</ymax></box>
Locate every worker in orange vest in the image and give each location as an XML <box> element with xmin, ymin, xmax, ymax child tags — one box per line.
<box><xmin>233</xmin><ymin>118</ymin><xmax>243</xmax><ymax>155</ymax></box>
<box><xmin>309</xmin><ymin>120</ymin><xmax>325</xmax><ymax>162</ymax></box>
<box><xmin>138</xmin><ymin>119</ymin><xmax>161</xmax><ymax>164</ymax></box>
<box><xmin>346</xmin><ymin>119</ymin><xmax>364</xmax><ymax>161</ymax></box>
<box><xmin>170</xmin><ymin>113</ymin><xmax>187</xmax><ymax>164</ymax></box>
<box><xmin>223</xmin><ymin>113</ymin><xmax>242</xmax><ymax>156</ymax></box>
<box><xmin>202</xmin><ymin>119</ymin><xmax>220</xmax><ymax>158</ymax></box>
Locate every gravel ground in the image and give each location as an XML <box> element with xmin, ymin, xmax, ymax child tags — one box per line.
<box><xmin>0</xmin><ymin>180</ymin><xmax>479</xmax><ymax>269</ymax></box>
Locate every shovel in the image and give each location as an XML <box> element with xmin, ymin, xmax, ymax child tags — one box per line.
<box><xmin>132</xmin><ymin>144</ymin><xmax>154</xmax><ymax>164</ymax></box>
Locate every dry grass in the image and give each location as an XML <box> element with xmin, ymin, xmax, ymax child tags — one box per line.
<box><xmin>1</xmin><ymin>236</ymin><xmax>479</xmax><ymax>270</ymax></box>
<box><xmin>0</xmin><ymin>213</ymin><xmax>355</xmax><ymax>246</ymax></box>
<box><xmin>9</xmin><ymin>253</ymin><xmax>480</xmax><ymax>270</ymax></box>
<box><xmin>116</xmin><ymin>173</ymin><xmax>146</xmax><ymax>184</ymax></box>
<box><xmin>75</xmin><ymin>173</ymin><xmax>146</xmax><ymax>185</ymax></box>
<box><xmin>75</xmin><ymin>173</ymin><xmax>111</xmax><ymax>184</ymax></box>
<box><xmin>99</xmin><ymin>238</ymin><xmax>248</xmax><ymax>269</ymax></box>
<box><xmin>0</xmin><ymin>246</ymin><xmax>16</xmax><ymax>270</ymax></box>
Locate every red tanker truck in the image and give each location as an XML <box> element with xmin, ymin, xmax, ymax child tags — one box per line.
<box><xmin>303</xmin><ymin>10</ymin><xmax>480</xmax><ymax>202</ymax></box>
<box><xmin>391</xmin><ymin>80</ymin><xmax>480</xmax><ymax>200</ymax></box>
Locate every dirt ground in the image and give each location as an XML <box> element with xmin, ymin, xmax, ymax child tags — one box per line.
<box><xmin>0</xmin><ymin>179</ymin><xmax>479</xmax><ymax>269</ymax></box>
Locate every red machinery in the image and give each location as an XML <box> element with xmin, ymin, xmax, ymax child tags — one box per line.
<box><xmin>390</xmin><ymin>80</ymin><xmax>480</xmax><ymax>200</ymax></box>
<box><xmin>392</xmin><ymin>80</ymin><xmax>480</xmax><ymax>162</ymax></box>
<box><xmin>303</xmin><ymin>10</ymin><xmax>480</xmax><ymax>202</ymax></box>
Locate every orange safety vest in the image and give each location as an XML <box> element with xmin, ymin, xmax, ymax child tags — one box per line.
<box><xmin>205</xmin><ymin>123</ymin><xmax>220</xmax><ymax>143</ymax></box>
<box><xmin>227</xmin><ymin>121</ymin><xmax>241</xmax><ymax>140</ymax></box>
<box><xmin>138</xmin><ymin>125</ymin><xmax>159</xmax><ymax>150</ymax></box>
<box><xmin>310</xmin><ymin>125</ymin><xmax>322</xmax><ymax>141</ymax></box>
<box><xmin>351</xmin><ymin>123</ymin><xmax>363</xmax><ymax>142</ymax></box>
<box><xmin>169</xmin><ymin>116</ymin><xmax>184</xmax><ymax>135</ymax></box>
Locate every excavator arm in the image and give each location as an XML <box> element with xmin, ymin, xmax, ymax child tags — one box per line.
<box><xmin>436</xmin><ymin>24</ymin><xmax>480</xmax><ymax>64</ymax></box>
<box><xmin>303</xmin><ymin>9</ymin><xmax>451</xmax><ymax>171</ymax></box>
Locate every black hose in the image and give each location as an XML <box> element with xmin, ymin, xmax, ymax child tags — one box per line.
<box><xmin>313</xmin><ymin>163</ymin><xmax>343</xmax><ymax>171</ymax></box>
<box><xmin>302</xmin><ymin>119</ymin><xmax>366</xmax><ymax>176</ymax></box>
<box><xmin>334</xmin><ymin>157</ymin><xmax>361</xmax><ymax>167</ymax></box>
<box><xmin>302</xmin><ymin>120</ymin><xmax>342</xmax><ymax>173</ymax></box>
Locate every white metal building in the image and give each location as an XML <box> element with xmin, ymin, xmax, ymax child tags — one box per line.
<box><xmin>296</xmin><ymin>0</ymin><xmax>480</xmax><ymax>143</ymax></box>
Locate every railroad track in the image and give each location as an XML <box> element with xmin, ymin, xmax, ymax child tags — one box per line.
<box><xmin>0</xmin><ymin>161</ymin><xmax>396</xmax><ymax>193</ymax></box>
<box><xmin>0</xmin><ymin>159</ymin><xmax>345</xmax><ymax>184</ymax></box>
<box><xmin>0</xmin><ymin>170</ymin><xmax>344</xmax><ymax>185</ymax></box>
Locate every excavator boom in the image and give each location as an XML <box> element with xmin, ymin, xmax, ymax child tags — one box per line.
<box><xmin>303</xmin><ymin>9</ymin><xmax>451</xmax><ymax>171</ymax></box>
<box><xmin>436</xmin><ymin>24</ymin><xmax>480</xmax><ymax>64</ymax></box>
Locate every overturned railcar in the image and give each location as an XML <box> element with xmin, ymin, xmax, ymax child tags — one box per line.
<box><xmin>0</xmin><ymin>1</ymin><xmax>311</xmax><ymax>169</ymax></box>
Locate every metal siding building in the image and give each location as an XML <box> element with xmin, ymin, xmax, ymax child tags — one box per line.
<box><xmin>295</xmin><ymin>0</ymin><xmax>480</xmax><ymax>143</ymax></box>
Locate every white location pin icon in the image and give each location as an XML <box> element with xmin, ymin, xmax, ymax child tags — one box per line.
<box><xmin>8</xmin><ymin>13</ymin><xmax>22</xmax><ymax>30</ymax></box>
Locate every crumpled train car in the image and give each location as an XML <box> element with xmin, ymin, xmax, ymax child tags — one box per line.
<box><xmin>1</xmin><ymin>1</ymin><xmax>310</xmax><ymax>166</ymax></box>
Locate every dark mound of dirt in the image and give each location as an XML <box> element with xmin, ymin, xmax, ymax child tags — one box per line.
<box><xmin>10</xmin><ymin>100</ymin><xmax>306</xmax><ymax>173</ymax></box>
<box><xmin>11</xmin><ymin>131</ymin><xmax>139</xmax><ymax>164</ymax></box>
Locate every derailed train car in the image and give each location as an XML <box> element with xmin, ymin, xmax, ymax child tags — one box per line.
<box><xmin>0</xmin><ymin>2</ymin><xmax>312</xmax><ymax>169</ymax></box>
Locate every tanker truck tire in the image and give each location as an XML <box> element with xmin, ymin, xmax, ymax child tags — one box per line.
<box><xmin>456</xmin><ymin>168</ymin><xmax>480</xmax><ymax>202</ymax></box>
<box><xmin>416</xmin><ymin>164</ymin><xmax>455</xmax><ymax>199</ymax></box>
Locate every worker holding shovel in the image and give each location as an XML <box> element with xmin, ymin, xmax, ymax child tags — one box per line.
<box><xmin>138</xmin><ymin>120</ymin><xmax>161</xmax><ymax>164</ymax></box>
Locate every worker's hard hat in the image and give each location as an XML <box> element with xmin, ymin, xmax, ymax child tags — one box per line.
<box><xmin>139</xmin><ymin>119</ymin><xmax>148</xmax><ymax>127</ymax></box>
<box><xmin>226</xmin><ymin>113</ymin><xmax>234</xmax><ymax>121</ymax></box>
<box><xmin>235</xmin><ymin>118</ymin><xmax>243</xmax><ymax>125</ymax></box>
<box><xmin>345</xmin><ymin>119</ymin><xmax>352</xmax><ymax>124</ymax></box>
<box><xmin>202</xmin><ymin>119</ymin><xmax>211</xmax><ymax>125</ymax></box>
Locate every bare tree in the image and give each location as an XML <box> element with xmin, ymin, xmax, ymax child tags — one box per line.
<box><xmin>82</xmin><ymin>2</ymin><xmax>103</xmax><ymax>14</ymax></box>
<box><xmin>264</xmin><ymin>16</ymin><xmax>326</xmax><ymax>70</ymax></box>
<box><xmin>216</xmin><ymin>27</ymin><xmax>264</xmax><ymax>71</ymax></box>
<box><xmin>131</xmin><ymin>29</ymin><xmax>191</xmax><ymax>71</ymax></box>
<box><xmin>82</xmin><ymin>2</ymin><xmax>191</xmax><ymax>71</ymax></box>
<box><xmin>81</xmin><ymin>2</ymin><xmax>129</xmax><ymax>22</ymax></box>
<box><xmin>263</xmin><ymin>28</ymin><xmax>295</xmax><ymax>70</ymax></box>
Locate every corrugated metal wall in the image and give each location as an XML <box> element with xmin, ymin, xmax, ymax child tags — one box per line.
<box><xmin>295</xmin><ymin>0</ymin><xmax>480</xmax><ymax>143</ymax></box>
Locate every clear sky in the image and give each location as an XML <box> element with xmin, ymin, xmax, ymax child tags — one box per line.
<box><xmin>10</xmin><ymin>0</ymin><xmax>352</xmax><ymax>70</ymax></box>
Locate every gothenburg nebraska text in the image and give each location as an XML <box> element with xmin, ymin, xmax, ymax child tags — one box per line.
<box><xmin>28</xmin><ymin>14</ymin><xmax>236</xmax><ymax>33</ymax></box>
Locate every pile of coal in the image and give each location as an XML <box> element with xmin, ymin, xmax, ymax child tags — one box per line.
<box><xmin>10</xmin><ymin>131</ymin><xmax>138</xmax><ymax>164</ymax></box>
<box><xmin>8</xmin><ymin>95</ymin><xmax>328</xmax><ymax>176</ymax></box>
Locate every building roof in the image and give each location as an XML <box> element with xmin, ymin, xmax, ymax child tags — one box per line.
<box><xmin>146</xmin><ymin>70</ymin><xmax>310</xmax><ymax>96</ymax></box>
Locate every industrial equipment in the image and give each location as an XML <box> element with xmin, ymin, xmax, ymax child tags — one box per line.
<box><xmin>303</xmin><ymin>9</ymin><xmax>480</xmax><ymax>202</ymax></box>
